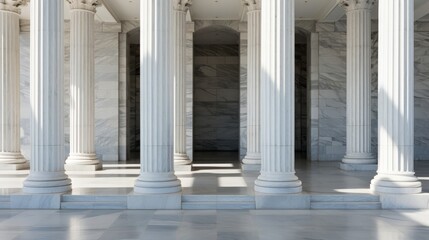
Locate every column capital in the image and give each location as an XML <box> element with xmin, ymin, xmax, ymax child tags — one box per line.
<box><xmin>67</xmin><ymin>0</ymin><xmax>101</xmax><ymax>12</ymax></box>
<box><xmin>0</xmin><ymin>0</ymin><xmax>28</xmax><ymax>14</ymax></box>
<box><xmin>339</xmin><ymin>0</ymin><xmax>376</xmax><ymax>11</ymax></box>
<box><xmin>243</xmin><ymin>0</ymin><xmax>261</xmax><ymax>11</ymax></box>
<box><xmin>173</xmin><ymin>0</ymin><xmax>191</xmax><ymax>12</ymax></box>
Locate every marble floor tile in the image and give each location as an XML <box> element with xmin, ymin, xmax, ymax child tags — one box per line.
<box><xmin>0</xmin><ymin>209</ymin><xmax>427</xmax><ymax>240</ymax></box>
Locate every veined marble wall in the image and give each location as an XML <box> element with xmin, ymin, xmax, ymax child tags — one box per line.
<box><xmin>193</xmin><ymin>45</ymin><xmax>240</xmax><ymax>151</ymax></box>
<box><xmin>239</xmin><ymin>24</ymin><xmax>247</xmax><ymax>160</ymax></box>
<box><xmin>316</xmin><ymin>22</ymin><xmax>348</xmax><ymax>161</ymax></box>
<box><xmin>414</xmin><ymin>29</ymin><xmax>429</xmax><ymax>160</ymax></box>
<box><xmin>295</xmin><ymin>44</ymin><xmax>308</xmax><ymax>152</ymax></box>
<box><xmin>19</xmin><ymin>21</ymin><xmax>121</xmax><ymax>162</ymax></box>
<box><xmin>186</xmin><ymin>23</ymin><xmax>194</xmax><ymax>161</ymax></box>
<box><xmin>314</xmin><ymin>20</ymin><xmax>429</xmax><ymax>161</ymax></box>
<box><xmin>128</xmin><ymin>45</ymin><xmax>140</xmax><ymax>152</ymax></box>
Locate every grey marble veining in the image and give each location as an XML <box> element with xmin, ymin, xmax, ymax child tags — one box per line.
<box><xmin>239</xmin><ymin>29</ymin><xmax>248</xmax><ymax>160</ymax></box>
<box><xmin>316</xmin><ymin>29</ymin><xmax>347</xmax><ymax>161</ymax></box>
<box><xmin>20</xmin><ymin>28</ymin><xmax>120</xmax><ymax>162</ymax></box>
<box><xmin>295</xmin><ymin>44</ymin><xmax>308</xmax><ymax>153</ymax></box>
<box><xmin>414</xmin><ymin>30</ymin><xmax>429</xmax><ymax>160</ymax></box>
<box><xmin>311</xmin><ymin>21</ymin><xmax>429</xmax><ymax>161</ymax></box>
<box><xmin>186</xmin><ymin>30</ymin><xmax>194</xmax><ymax>161</ymax></box>
<box><xmin>194</xmin><ymin>44</ymin><xmax>240</xmax><ymax>152</ymax></box>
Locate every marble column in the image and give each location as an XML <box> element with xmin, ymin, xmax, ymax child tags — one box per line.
<box><xmin>255</xmin><ymin>0</ymin><xmax>302</xmax><ymax>194</ymax></box>
<box><xmin>23</xmin><ymin>0</ymin><xmax>72</xmax><ymax>193</ymax></box>
<box><xmin>134</xmin><ymin>0</ymin><xmax>181</xmax><ymax>194</ymax></box>
<box><xmin>173</xmin><ymin>0</ymin><xmax>192</xmax><ymax>167</ymax></box>
<box><xmin>242</xmin><ymin>0</ymin><xmax>261</xmax><ymax>171</ymax></box>
<box><xmin>340</xmin><ymin>0</ymin><xmax>377</xmax><ymax>171</ymax></box>
<box><xmin>0</xmin><ymin>0</ymin><xmax>29</xmax><ymax>170</ymax></box>
<box><xmin>65</xmin><ymin>0</ymin><xmax>102</xmax><ymax>171</ymax></box>
<box><xmin>370</xmin><ymin>0</ymin><xmax>422</xmax><ymax>194</ymax></box>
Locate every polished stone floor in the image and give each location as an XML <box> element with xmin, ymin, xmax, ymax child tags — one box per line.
<box><xmin>0</xmin><ymin>209</ymin><xmax>428</xmax><ymax>240</ymax></box>
<box><xmin>0</xmin><ymin>151</ymin><xmax>427</xmax><ymax>195</ymax></box>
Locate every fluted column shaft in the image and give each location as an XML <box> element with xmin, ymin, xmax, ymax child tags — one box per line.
<box><xmin>134</xmin><ymin>0</ymin><xmax>181</xmax><ymax>194</ymax></box>
<box><xmin>255</xmin><ymin>0</ymin><xmax>302</xmax><ymax>194</ymax></box>
<box><xmin>340</xmin><ymin>0</ymin><xmax>376</xmax><ymax>171</ymax></box>
<box><xmin>23</xmin><ymin>0</ymin><xmax>71</xmax><ymax>193</ymax></box>
<box><xmin>173</xmin><ymin>1</ymin><xmax>191</xmax><ymax>165</ymax></box>
<box><xmin>66</xmin><ymin>1</ymin><xmax>101</xmax><ymax>171</ymax></box>
<box><xmin>0</xmin><ymin>2</ymin><xmax>28</xmax><ymax>169</ymax></box>
<box><xmin>370</xmin><ymin>0</ymin><xmax>421</xmax><ymax>194</ymax></box>
<box><xmin>242</xmin><ymin>1</ymin><xmax>261</xmax><ymax>168</ymax></box>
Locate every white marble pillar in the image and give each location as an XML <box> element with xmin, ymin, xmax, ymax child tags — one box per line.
<box><xmin>134</xmin><ymin>0</ymin><xmax>181</xmax><ymax>194</ymax></box>
<box><xmin>65</xmin><ymin>0</ymin><xmax>102</xmax><ymax>171</ymax></box>
<box><xmin>0</xmin><ymin>0</ymin><xmax>29</xmax><ymax>170</ymax></box>
<box><xmin>370</xmin><ymin>0</ymin><xmax>421</xmax><ymax>194</ymax></box>
<box><xmin>340</xmin><ymin>0</ymin><xmax>377</xmax><ymax>171</ymax></box>
<box><xmin>255</xmin><ymin>0</ymin><xmax>302</xmax><ymax>194</ymax></box>
<box><xmin>242</xmin><ymin>0</ymin><xmax>261</xmax><ymax>171</ymax></box>
<box><xmin>173</xmin><ymin>0</ymin><xmax>192</xmax><ymax>167</ymax></box>
<box><xmin>23</xmin><ymin>0</ymin><xmax>72</xmax><ymax>193</ymax></box>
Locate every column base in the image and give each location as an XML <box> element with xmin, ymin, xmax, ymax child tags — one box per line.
<box><xmin>134</xmin><ymin>172</ymin><xmax>181</xmax><ymax>194</ymax></box>
<box><xmin>241</xmin><ymin>154</ymin><xmax>261</xmax><ymax>171</ymax></box>
<box><xmin>340</xmin><ymin>163</ymin><xmax>377</xmax><ymax>171</ymax></box>
<box><xmin>241</xmin><ymin>163</ymin><xmax>261</xmax><ymax>172</ymax></box>
<box><xmin>341</xmin><ymin>155</ymin><xmax>377</xmax><ymax>171</ymax></box>
<box><xmin>23</xmin><ymin>172</ymin><xmax>72</xmax><ymax>194</ymax></box>
<box><xmin>0</xmin><ymin>162</ymin><xmax>29</xmax><ymax>170</ymax></box>
<box><xmin>342</xmin><ymin>155</ymin><xmax>377</xmax><ymax>164</ymax></box>
<box><xmin>174</xmin><ymin>153</ymin><xmax>192</xmax><ymax>171</ymax></box>
<box><xmin>0</xmin><ymin>153</ymin><xmax>29</xmax><ymax>170</ymax></box>
<box><xmin>174</xmin><ymin>164</ymin><xmax>192</xmax><ymax>171</ymax></box>
<box><xmin>174</xmin><ymin>153</ymin><xmax>192</xmax><ymax>165</ymax></box>
<box><xmin>65</xmin><ymin>154</ymin><xmax>102</xmax><ymax>171</ymax></box>
<box><xmin>255</xmin><ymin>172</ymin><xmax>302</xmax><ymax>194</ymax></box>
<box><xmin>370</xmin><ymin>173</ymin><xmax>422</xmax><ymax>194</ymax></box>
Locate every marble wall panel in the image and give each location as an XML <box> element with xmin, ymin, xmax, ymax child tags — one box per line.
<box><xmin>313</xmin><ymin>21</ymin><xmax>429</xmax><ymax>161</ymax></box>
<box><xmin>309</xmin><ymin>32</ymin><xmax>320</xmax><ymax>161</ymax></box>
<box><xmin>193</xmin><ymin>44</ymin><xmax>240</xmax><ymax>152</ymax></box>
<box><xmin>186</xmin><ymin>30</ymin><xmax>194</xmax><ymax>161</ymax></box>
<box><xmin>128</xmin><ymin>45</ymin><xmax>140</xmax><ymax>152</ymax></box>
<box><xmin>296</xmin><ymin>44</ymin><xmax>308</xmax><ymax>153</ymax></box>
<box><xmin>94</xmin><ymin>32</ymin><xmax>119</xmax><ymax>161</ymax></box>
<box><xmin>414</xmin><ymin>31</ymin><xmax>429</xmax><ymax>160</ymax></box>
<box><xmin>317</xmin><ymin>30</ymin><xmax>347</xmax><ymax>161</ymax></box>
<box><xmin>118</xmin><ymin>32</ymin><xmax>128</xmax><ymax>161</ymax></box>
<box><xmin>239</xmin><ymin>29</ymin><xmax>248</xmax><ymax>160</ymax></box>
<box><xmin>19</xmin><ymin>32</ymin><xmax>31</xmax><ymax>159</ymax></box>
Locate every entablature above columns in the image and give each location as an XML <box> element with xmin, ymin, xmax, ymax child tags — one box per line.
<box><xmin>173</xmin><ymin>0</ymin><xmax>192</xmax><ymax>12</ymax></box>
<box><xmin>243</xmin><ymin>0</ymin><xmax>260</xmax><ymax>11</ymax></box>
<box><xmin>19</xmin><ymin>19</ymin><xmax>121</xmax><ymax>33</ymax></box>
<box><xmin>339</xmin><ymin>0</ymin><xmax>376</xmax><ymax>11</ymax></box>
<box><xmin>67</xmin><ymin>0</ymin><xmax>101</xmax><ymax>12</ymax></box>
<box><xmin>0</xmin><ymin>0</ymin><xmax>27</xmax><ymax>14</ymax></box>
